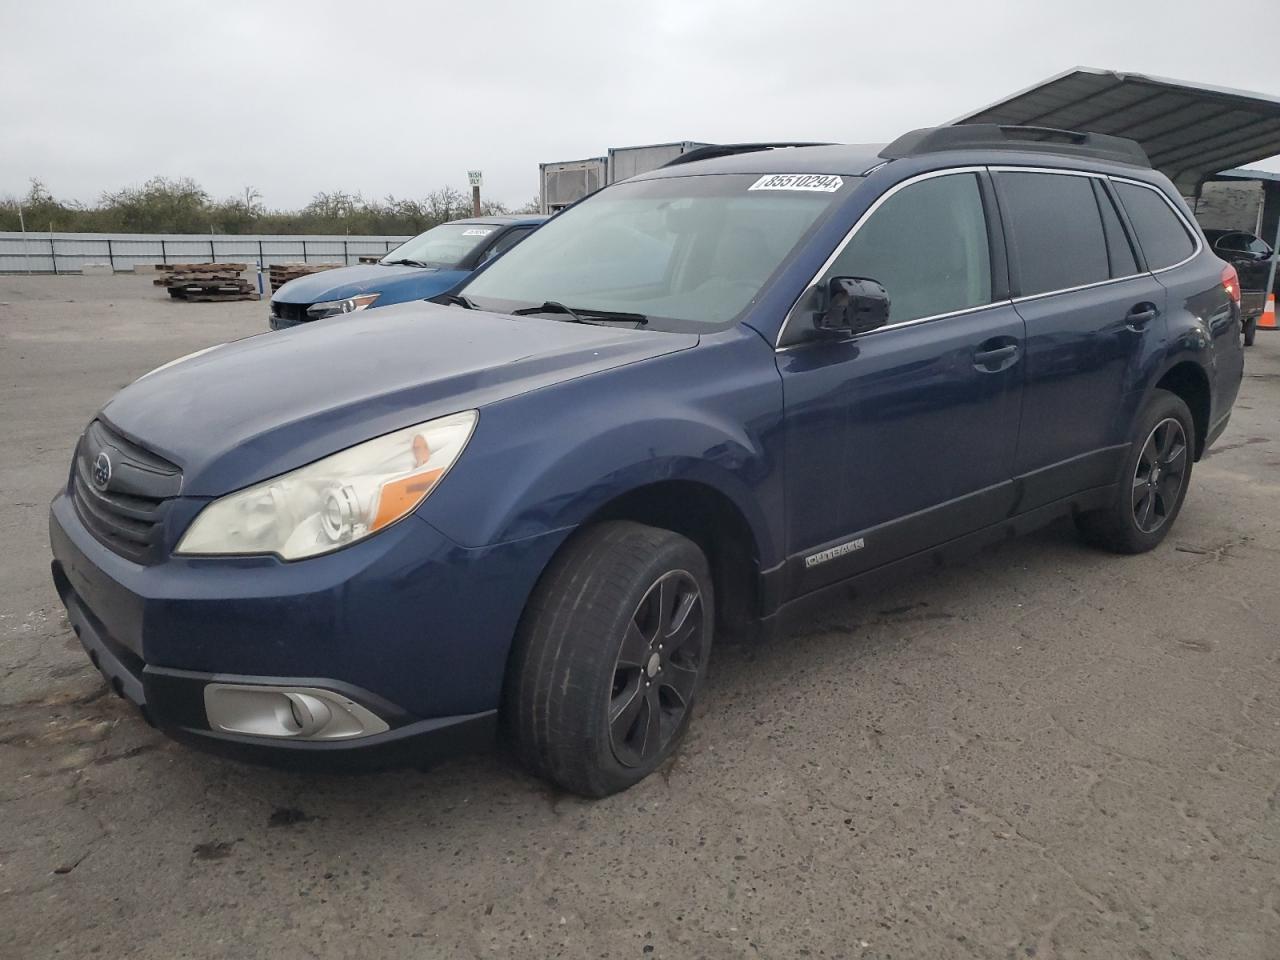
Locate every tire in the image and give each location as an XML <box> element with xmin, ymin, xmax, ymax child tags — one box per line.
<box><xmin>1243</xmin><ymin>316</ymin><xmax>1257</xmax><ymax>347</ymax></box>
<box><xmin>503</xmin><ymin>521</ymin><xmax>714</xmax><ymax>797</ymax></box>
<box><xmin>1076</xmin><ymin>389</ymin><xmax>1195</xmax><ymax>554</ymax></box>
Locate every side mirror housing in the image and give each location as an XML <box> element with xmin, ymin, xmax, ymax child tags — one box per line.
<box><xmin>814</xmin><ymin>276</ymin><xmax>891</xmax><ymax>337</ymax></box>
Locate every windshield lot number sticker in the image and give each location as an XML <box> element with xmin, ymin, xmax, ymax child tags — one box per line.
<box><xmin>749</xmin><ymin>174</ymin><xmax>844</xmax><ymax>193</ymax></box>
<box><xmin>462</xmin><ymin>228</ymin><xmax>495</xmax><ymax>236</ymax></box>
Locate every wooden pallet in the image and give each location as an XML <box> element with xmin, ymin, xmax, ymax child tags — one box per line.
<box><xmin>154</xmin><ymin>271</ymin><xmax>247</xmax><ymax>285</ymax></box>
<box><xmin>154</xmin><ymin>262</ymin><xmax>248</xmax><ymax>273</ymax></box>
<box><xmin>176</xmin><ymin>291</ymin><xmax>262</xmax><ymax>303</ymax></box>
<box><xmin>268</xmin><ymin>262</ymin><xmax>342</xmax><ymax>293</ymax></box>
<box><xmin>165</xmin><ymin>275</ymin><xmax>260</xmax><ymax>302</ymax></box>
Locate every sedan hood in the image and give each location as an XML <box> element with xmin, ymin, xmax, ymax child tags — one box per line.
<box><xmin>272</xmin><ymin>263</ymin><xmax>465</xmax><ymax>305</ymax></box>
<box><xmin>101</xmin><ymin>302</ymin><xmax>697</xmax><ymax>496</ymax></box>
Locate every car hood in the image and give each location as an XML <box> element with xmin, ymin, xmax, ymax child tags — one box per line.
<box><xmin>272</xmin><ymin>262</ymin><xmax>461</xmax><ymax>303</ymax></box>
<box><xmin>101</xmin><ymin>301</ymin><xmax>698</xmax><ymax>496</ymax></box>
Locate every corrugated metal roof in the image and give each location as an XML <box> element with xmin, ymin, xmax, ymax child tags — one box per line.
<box><xmin>1216</xmin><ymin>167</ymin><xmax>1280</xmax><ymax>183</ymax></box>
<box><xmin>951</xmin><ymin>67</ymin><xmax>1280</xmax><ymax>193</ymax></box>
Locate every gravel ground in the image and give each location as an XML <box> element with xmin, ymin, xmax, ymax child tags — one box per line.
<box><xmin>1</xmin><ymin>274</ymin><xmax>1278</xmax><ymax>960</ymax></box>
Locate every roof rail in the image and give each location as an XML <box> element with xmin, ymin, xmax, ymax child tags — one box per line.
<box><xmin>879</xmin><ymin>124</ymin><xmax>1151</xmax><ymax>168</ymax></box>
<box><xmin>662</xmin><ymin>142</ymin><xmax>833</xmax><ymax>168</ymax></box>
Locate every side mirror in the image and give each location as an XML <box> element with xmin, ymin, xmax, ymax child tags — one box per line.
<box><xmin>815</xmin><ymin>277</ymin><xmax>890</xmax><ymax>337</ymax></box>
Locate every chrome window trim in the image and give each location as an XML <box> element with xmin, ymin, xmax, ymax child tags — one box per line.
<box><xmin>1010</xmin><ymin>273</ymin><xmax>1145</xmax><ymax>304</ymax></box>
<box><xmin>775</xmin><ymin>298</ymin><xmax>1015</xmax><ymax>352</ymax></box>
<box><xmin>986</xmin><ymin>165</ymin><xmax>1105</xmax><ymax>178</ymax></box>
<box><xmin>774</xmin><ymin>166</ymin><xmax>986</xmax><ymax>349</ymax></box>
<box><xmin>774</xmin><ymin>163</ymin><xmax>1202</xmax><ymax>351</ymax></box>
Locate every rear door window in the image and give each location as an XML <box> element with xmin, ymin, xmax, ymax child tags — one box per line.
<box><xmin>822</xmin><ymin>172</ymin><xmax>993</xmax><ymax>324</ymax></box>
<box><xmin>1113</xmin><ymin>181</ymin><xmax>1196</xmax><ymax>270</ymax></box>
<box><xmin>996</xmin><ymin>171</ymin><xmax>1109</xmax><ymax>296</ymax></box>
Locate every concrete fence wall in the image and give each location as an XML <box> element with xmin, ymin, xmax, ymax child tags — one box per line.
<box><xmin>0</xmin><ymin>231</ymin><xmax>412</xmax><ymax>274</ymax></box>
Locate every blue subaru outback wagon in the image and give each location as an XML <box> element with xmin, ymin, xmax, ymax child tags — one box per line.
<box><xmin>50</xmin><ymin>126</ymin><xmax>1244</xmax><ymax>796</ymax></box>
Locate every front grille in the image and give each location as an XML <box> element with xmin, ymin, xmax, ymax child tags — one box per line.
<box><xmin>71</xmin><ymin>420</ymin><xmax>182</xmax><ymax>564</ymax></box>
<box><xmin>270</xmin><ymin>301</ymin><xmax>312</xmax><ymax>326</ymax></box>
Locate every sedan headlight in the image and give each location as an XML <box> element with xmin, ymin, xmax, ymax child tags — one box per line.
<box><xmin>306</xmin><ymin>293</ymin><xmax>380</xmax><ymax>320</ymax></box>
<box><xmin>176</xmin><ymin>411</ymin><xmax>476</xmax><ymax>560</ymax></box>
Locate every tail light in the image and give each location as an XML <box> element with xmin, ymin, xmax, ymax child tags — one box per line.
<box><xmin>1222</xmin><ymin>264</ymin><xmax>1241</xmax><ymax>306</ymax></box>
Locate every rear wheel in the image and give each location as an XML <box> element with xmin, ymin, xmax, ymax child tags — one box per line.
<box><xmin>503</xmin><ymin>521</ymin><xmax>714</xmax><ymax>797</ymax></box>
<box><xmin>1076</xmin><ymin>389</ymin><xmax>1194</xmax><ymax>554</ymax></box>
<box><xmin>1243</xmin><ymin>315</ymin><xmax>1257</xmax><ymax>347</ymax></box>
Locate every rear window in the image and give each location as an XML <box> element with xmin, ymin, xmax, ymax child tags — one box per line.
<box><xmin>1113</xmin><ymin>181</ymin><xmax>1196</xmax><ymax>271</ymax></box>
<box><xmin>997</xmin><ymin>172</ymin><xmax>1109</xmax><ymax>296</ymax></box>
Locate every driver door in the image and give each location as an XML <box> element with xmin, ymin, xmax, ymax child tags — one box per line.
<box><xmin>777</xmin><ymin>170</ymin><xmax>1025</xmax><ymax>598</ymax></box>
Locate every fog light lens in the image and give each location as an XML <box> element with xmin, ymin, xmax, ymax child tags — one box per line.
<box><xmin>203</xmin><ymin>683</ymin><xmax>390</xmax><ymax>740</ymax></box>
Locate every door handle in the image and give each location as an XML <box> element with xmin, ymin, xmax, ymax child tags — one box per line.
<box><xmin>972</xmin><ymin>343</ymin><xmax>1019</xmax><ymax>371</ymax></box>
<box><xmin>1125</xmin><ymin>302</ymin><xmax>1159</xmax><ymax>330</ymax></box>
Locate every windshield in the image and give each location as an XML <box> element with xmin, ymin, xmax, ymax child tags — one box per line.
<box><xmin>381</xmin><ymin>222</ymin><xmax>501</xmax><ymax>268</ymax></box>
<box><xmin>460</xmin><ymin>174</ymin><xmax>854</xmax><ymax>331</ymax></box>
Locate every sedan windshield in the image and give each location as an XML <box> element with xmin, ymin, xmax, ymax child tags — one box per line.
<box><xmin>461</xmin><ymin>174</ymin><xmax>854</xmax><ymax>331</ymax></box>
<box><xmin>381</xmin><ymin>222</ymin><xmax>501</xmax><ymax>269</ymax></box>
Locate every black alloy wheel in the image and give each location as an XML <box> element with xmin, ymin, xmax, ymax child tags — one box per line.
<box><xmin>1131</xmin><ymin>417</ymin><xmax>1188</xmax><ymax>534</ymax></box>
<box><xmin>608</xmin><ymin>570</ymin><xmax>705</xmax><ymax>768</ymax></box>
<box><xmin>1076</xmin><ymin>388</ymin><xmax>1195</xmax><ymax>554</ymax></box>
<box><xmin>503</xmin><ymin>521</ymin><xmax>715</xmax><ymax>797</ymax></box>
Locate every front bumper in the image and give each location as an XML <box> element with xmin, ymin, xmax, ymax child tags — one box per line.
<box><xmin>268</xmin><ymin>301</ymin><xmax>312</xmax><ymax>330</ymax></box>
<box><xmin>49</xmin><ymin>491</ymin><xmax>565</xmax><ymax>768</ymax></box>
<box><xmin>57</xmin><ymin>570</ymin><xmax>495</xmax><ymax>769</ymax></box>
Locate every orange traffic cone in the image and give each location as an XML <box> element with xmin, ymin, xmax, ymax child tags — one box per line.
<box><xmin>1261</xmin><ymin>294</ymin><xmax>1277</xmax><ymax>331</ymax></box>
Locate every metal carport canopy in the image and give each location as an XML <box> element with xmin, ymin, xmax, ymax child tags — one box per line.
<box><xmin>950</xmin><ymin>67</ymin><xmax>1280</xmax><ymax>195</ymax></box>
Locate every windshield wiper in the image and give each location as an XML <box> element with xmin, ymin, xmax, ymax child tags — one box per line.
<box><xmin>382</xmin><ymin>257</ymin><xmax>428</xmax><ymax>267</ymax></box>
<box><xmin>511</xmin><ymin>301</ymin><xmax>648</xmax><ymax>326</ymax></box>
<box><xmin>438</xmin><ymin>293</ymin><xmax>476</xmax><ymax>309</ymax></box>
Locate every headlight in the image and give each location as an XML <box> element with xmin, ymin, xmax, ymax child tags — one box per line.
<box><xmin>176</xmin><ymin>411</ymin><xmax>476</xmax><ymax>560</ymax></box>
<box><xmin>306</xmin><ymin>293</ymin><xmax>379</xmax><ymax>320</ymax></box>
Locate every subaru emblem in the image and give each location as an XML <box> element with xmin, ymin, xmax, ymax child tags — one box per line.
<box><xmin>92</xmin><ymin>451</ymin><xmax>112</xmax><ymax>490</ymax></box>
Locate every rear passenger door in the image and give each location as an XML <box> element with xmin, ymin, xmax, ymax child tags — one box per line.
<box><xmin>994</xmin><ymin>169</ymin><xmax>1167</xmax><ymax>509</ymax></box>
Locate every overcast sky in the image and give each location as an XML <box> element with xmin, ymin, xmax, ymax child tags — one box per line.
<box><xmin>3</xmin><ymin>0</ymin><xmax>1279</xmax><ymax>211</ymax></box>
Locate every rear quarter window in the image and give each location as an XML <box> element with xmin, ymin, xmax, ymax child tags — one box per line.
<box><xmin>1113</xmin><ymin>181</ymin><xmax>1197</xmax><ymax>271</ymax></box>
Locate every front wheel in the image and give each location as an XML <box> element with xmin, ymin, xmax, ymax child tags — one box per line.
<box><xmin>1243</xmin><ymin>316</ymin><xmax>1257</xmax><ymax>347</ymax></box>
<box><xmin>503</xmin><ymin>521</ymin><xmax>714</xmax><ymax>797</ymax></box>
<box><xmin>1076</xmin><ymin>389</ymin><xmax>1195</xmax><ymax>554</ymax></box>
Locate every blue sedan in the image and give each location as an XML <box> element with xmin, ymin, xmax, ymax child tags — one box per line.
<box><xmin>268</xmin><ymin>214</ymin><xmax>546</xmax><ymax>329</ymax></box>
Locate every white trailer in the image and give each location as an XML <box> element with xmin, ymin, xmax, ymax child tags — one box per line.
<box><xmin>539</xmin><ymin>157</ymin><xmax>607</xmax><ymax>215</ymax></box>
<box><xmin>539</xmin><ymin>141</ymin><xmax>710</xmax><ymax>213</ymax></box>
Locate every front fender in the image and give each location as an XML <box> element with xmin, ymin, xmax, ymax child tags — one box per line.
<box><xmin>417</xmin><ymin>329</ymin><xmax>786</xmax><ymax>567</ymax></box>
